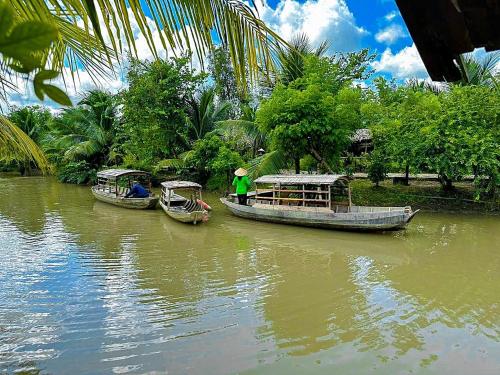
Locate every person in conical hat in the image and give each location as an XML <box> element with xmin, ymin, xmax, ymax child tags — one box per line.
<box><xmin>232</xmin><ymin>167</ymin><xmax>251</xmax><ymax>205</ymax></box>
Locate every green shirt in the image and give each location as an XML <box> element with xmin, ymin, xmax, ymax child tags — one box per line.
<box><xmin>232</xmin><ymin>176</ymin><xmax>251</xmax><ymax>195</ymax></box>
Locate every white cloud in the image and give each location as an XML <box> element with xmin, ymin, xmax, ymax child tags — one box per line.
<box><xmin>258</xmin><ymin>0</ymin><xmax>368</xmax><ymax>53</ymax></box>
<box><xmin>375</xmin><ymin>24</ymin><xmax>405</xmax><ymax>45</ymax></box>
<box><xmin>384</xmin><ymin>11</ymin><xmax>398</xmax><ymax>21</ymax></box>
<box><xmin>6</xmin><ymin>7</ymin><xmax>202</xmax><ymax>111</ymax></box>
<box><xmin>371</xmin><ymin>43</ymin><xmax>428</xmax><ymax>79</ymax></box>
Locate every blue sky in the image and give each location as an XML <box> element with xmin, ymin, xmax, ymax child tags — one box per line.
<box><xmin>8</xmin><ymin>0</ymin><xmax>429</xmax><ymax>109</ymax></box>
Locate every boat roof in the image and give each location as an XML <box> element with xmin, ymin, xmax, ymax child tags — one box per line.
<box><xmin>97</xmin><ymin>169</ymin><xmax>150</xmax><ymax>178</ymax></box>
<box><xmin>161</xmin><ymin>181</ymin><xmax>202</xmax><ymax>189</ymax></box>
<box><xmin>254</xmin><ymin>174</ymin><xmax>348</xmax><ymax>185</ymax></box>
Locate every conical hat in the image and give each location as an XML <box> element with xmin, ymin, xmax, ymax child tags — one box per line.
<box><xmin>234</xmin><ymin>167</ymin><xmax>248</xmax><ymax>177</ymax></box>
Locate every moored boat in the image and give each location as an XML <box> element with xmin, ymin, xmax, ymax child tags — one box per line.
<box><xmin>92</xmin><ymin>169</ymin><xmax>159</xmax><ymax>209</ymax></box>
<box><xmin>160</xmin><ymin>181</ymin><xmax>209</xmax><ymax>224</ymax></box>
<box><xmin>220</xmin><ymin>174</ymin><xmax>419</xmax><ymax>231</ymax></box>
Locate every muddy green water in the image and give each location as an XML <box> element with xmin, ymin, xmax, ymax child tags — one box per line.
<box><xmin>0</xmin><ymin>177</ymin><xmax>499</xmax><ymax>375</ymax></box>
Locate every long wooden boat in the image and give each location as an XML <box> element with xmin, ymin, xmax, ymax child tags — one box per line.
<box><xmin>159</xmin><ymin>181</ymin><xmax>209</xmax><ymax>224</ymax></box>
<box><xmin>221</xmin><ymin>174</ymin><xmax>419</xmax><ymax>231</ymax></box>
<box><xmin>92</xmin><ymin>169</ymin><xmax>159</xmax><ymax>209</ymax></box>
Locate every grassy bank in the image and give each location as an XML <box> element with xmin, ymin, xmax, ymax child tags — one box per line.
<box><xmin>350</xmin><ymin>179</ymin><xmax>499</xmax><ymax>213</ymax></box>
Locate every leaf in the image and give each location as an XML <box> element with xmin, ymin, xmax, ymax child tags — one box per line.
<box><xmin>36</xmin><ymin>69</ymin><xmax>59</xmax><ymax>81</ymax></box>
<box><xmin>0</xmin><ymin>21</ymin><xmax>58</xmax><ymax>61</ymax></box>
<box><xmin>0</xmin><ymin>2</ymin><xmax>14</xmax><ymax>38</ymax></box>
<box><xmin>33</xmin><ymin>81</ymin><xmax>45</xmax><ymax>101</ymax></box>
<box><xmin>42</xmin><ymin>84</ymin><xmax>72</xmax><ymax>106</ymax></box>
<box><xmin>8</xmin><ymin>62</ymin><xmax>31</xmax><ymax>74</ymax></box>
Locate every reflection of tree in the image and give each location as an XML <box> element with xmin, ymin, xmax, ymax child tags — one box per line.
<box><xmin>258</xmin><ymin>249</ymin><xmax>367</xmax><ymax>356</ymax></box>
<box><xmin>0</xmin><ymin>177</ymin><xmax>50</xmax><ymax>233</ymax></box>
<box><xmin>384</xmin><ymin>219</ymin><xmax>500</xmax><ymax>338</ymax></box>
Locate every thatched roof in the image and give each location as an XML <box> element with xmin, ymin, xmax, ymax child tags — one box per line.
<box><xmin>396</xmin><ymin>0</ymin><xmax>500</xmax><ymax>81</ymax></box>
<box><xmin>351</xmin><ymin>128</ymin><xmax>372</xmax><ymax>142</ymax></box>
<box><xmin>161</xmin><ymin>181</ymin><xmax>202</xmax><ymax>189</ymax></box>
<box><xmin>255</xmin><ymin>174</ymin><xmax>348</xmax><ymax>185</ymax></box>
<box><xmin>97</xmin><ymin>169</ymin><xmax>150</xmax><ymax>178</ymax></box>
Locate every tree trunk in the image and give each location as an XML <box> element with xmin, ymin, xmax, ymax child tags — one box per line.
<box><xmin>294</xmin><ymin>158</ymin><xmax>300</xmax><ymax>174</ymax></box>
<box><xmin>404</xmin><ymin>163</ymin><xmax>410</xmax><ymax>186</ymax></box>
<box><xmin>309</xmin><ymin>148</ymin><xmax>334</xmax><ymax>174</ymax></box>
<box><xmin>440</xmin><ymin>175</ymin><xmax>454</xmax><ymax>191</ymax></box>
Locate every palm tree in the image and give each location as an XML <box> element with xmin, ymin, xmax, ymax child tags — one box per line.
<box><xmin>1</xmin><ymin>0</ymin><xmax>285</xmax><ymax>170</ymax></box>
<box><xmin>260</xmin><ymin>33</ymin><xmax>329</xmax><ymax>90</ymax></box>
<box><xmin>188</xmin><ymin>88</ymin><xmax>231</xmax><ymax>140</ymax></box>
<box><xmin>457</xmin><ymin>52</ymin><xmax>499</xmax><ymax>88</ymax></box>
<box><xmin>216</xmin><ymin>105</ymin><xmax>266</xmax><ymax>158</ymax></box>
<box><xmin>42</xmin><ymin>90</ymin><xmax>118</xmax><ymax>166</ymax></box>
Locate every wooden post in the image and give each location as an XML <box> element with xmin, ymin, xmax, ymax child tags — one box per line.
<box><xmin>115</xmin><ymin>178</ymin><xmax>118</xmax><ymax>197</ymax></box>
<box><xmin>302</xmin><ymin>185</ymin><xmax>305</xmax><ymax>206</ymax></box>
<box><xmin>328</xmin><ymin>185</ymin><xmax>332</xmax><ymax>210</ymax></box>
<box><xmin>272</xmin><ymin>184</ymin><xmax>276</xmax><ymax>206</ymax></box>
<box><xmin>167</xmin><ymin>189</ymin><xmax>172</xmax><ymax>209</ymax></box>
<box><xmin>348</xmin><ymin>183</ymin><xmax>352</xmax><ymax>210</ymax></box>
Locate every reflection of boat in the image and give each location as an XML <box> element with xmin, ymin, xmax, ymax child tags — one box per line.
<box><xmin>160</xmin><ymin>181</ymin><xmax>209</xmax><ymax>224</ymax></box>
<box><xmin>91</xmin><ymin>169</ymin><xmax>159</xmax><ymax>209</ymax></box>
<box><xmin>221</xmin><ymin>174</ymin><xmax>419</xmax><ymax>231</ymax></box>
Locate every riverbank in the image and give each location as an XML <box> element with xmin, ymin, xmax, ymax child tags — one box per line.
<box><xmin>350</xmin><ymin>179</ymin><xmax>499</xmax><ymax>213</ymax></box>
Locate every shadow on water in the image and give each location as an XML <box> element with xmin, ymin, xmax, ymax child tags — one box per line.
<box><xmin>0</xmin><ymin>176</ymin><xmax>499</xmax><ymax>374</ymax></box>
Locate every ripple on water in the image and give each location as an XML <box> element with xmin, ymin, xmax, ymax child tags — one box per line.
<box><xmin>0</xmin><ymin>178</ymin><xmax>499</xmax><ymax>374</ymax></box>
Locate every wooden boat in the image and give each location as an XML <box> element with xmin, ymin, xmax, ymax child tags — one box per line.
<box><xmin>159</xmin><ymin>181</ymin><xmax>209</xmax><ymax>224</ymax></box>
<box><xmin>220</xmin><ymin>174</ymin><xmax>419</xmax><ymax>231</ymax></box>
<box><xmin>91</xmin><ymin>169</ymin><xmax>159</xmax><ymax>209</ymax></box>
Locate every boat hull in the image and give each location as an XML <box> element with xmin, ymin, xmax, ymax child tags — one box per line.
<box><xmin>220</xmin><ymin>198</ymin><xmax>418</xmax><ymax>231</ymax></box>
<box><xmin>92</xmin><ymin>187</ymin><xmax>159</xmax><ymax>209</ymax></box>
<box><xmin>160</xmin><ymin>201</ymin><xmax>208</xmax><ymax>224</ymax></box>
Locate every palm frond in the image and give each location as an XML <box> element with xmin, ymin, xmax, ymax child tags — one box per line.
<box><xmin>247</xmin><ymin>150</ymin><xmax>288</xmax><ymax>180</ymax></box>
<box><xmin>0</xmin><ymin>115</ymin><xmax>51</xmax><ymax>172</ymax></box>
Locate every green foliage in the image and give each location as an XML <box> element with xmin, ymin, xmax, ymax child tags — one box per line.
<box><xmin>208</xmin><ymin>47</ymin><xmax>241</xmax><ymax>103</ymax></box>
<box><xmin>8</xmin><ymin>106</ymin><xmax>53</xmax><ymax>144</ymax></box>
<box><xmin>57</xmin><ymin>161</ymin><xmax>97</xmax><ymax>184</ymax></box>
<box><xmin>367</xmin><ymin>153</ymin><xmax>388</xmax><ymax>187</ymax></box>
<box><xmin>170</xmin><ymin>134</ymin><xmax>244</xmax><ymax>189</ymax></box>
<box><xmin>40</xmin><ymin>90</ymin><xmax>119</xmax><ymax>182</ymax></box>
<box><xmin>0</xmin><ymin>1</ymin><xmax>70</xmax><ymax>106</ymax></box>
<box><xmin>188</xmin><ymin>87</ymin><xmax>231</xmax><ymax>140</ymax></box>
<box><xmin>366</xmin><ymin>80</ymin><xmax>499</xmax><ymax>197</ymax></box>
<box><xmin>120</xmin><ymin>57</ymin><xmax>204</xmax><ymax>166</ymax></box>
<box><xmin>257</xmin><ymin>54</ymin><xmax>369</xmax><ymax>172</ymax></box>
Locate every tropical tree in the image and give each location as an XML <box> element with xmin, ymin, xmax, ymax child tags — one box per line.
<box><xmin>1</xmin><ymin>0</ymin><xmax>285</xmax><ymax>169</ymax></box>
<box><xmin>120</xmin><ymin>57</ymin><xmax>203</xmax><ymax>169</ymax></box>
<box><xmin>457</xmin><ymin>52</ymin><xmax>499</xmax><ymax>88</ymax></box>
<box><xmin>257</xmin><ymin>52</ymin><xmax>372</xmax><ymax>173</ymax></box>
<box><xmin>216</xmin><ymin>105</ymin><xmax>267</xmax><ymax>158</ymax></box>
<box><xmin>41</xmin><ymin>90</ymin><xmax>119</xmax><ymax>182</ymax></box>
<box><xmin>188</xmin><ymin>87</ymin><xmax>231</xmax><ymax>141</ymax></box>
<box><xmin>8</xmin><ymin>106</ymin><xmax>52</xmax><ymax>144</ymax></box>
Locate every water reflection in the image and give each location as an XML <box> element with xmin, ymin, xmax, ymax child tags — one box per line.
<box><xmin>0</xmin><ymin>176</ymin><xmax>499</xmax><ymax>374</ymax></box>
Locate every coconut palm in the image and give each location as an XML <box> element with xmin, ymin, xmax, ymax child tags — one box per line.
<box><xmin>216</xmin><ymin>105</ymin><xmax>267</xmax><ymax>158</ymax></box>
<box><xmin>188</xmin><ymin>88</ymin><xmax>232</xmax><ymax>140</ymax></box>
<box><xmin>1</xmin><ymin>0</ymin><xmax>285</xmax><ymax>170</ymax></box>
<box><xmin>457</xmin><ymin>52</ymin><xmax>499</xmax><ymax>88</ymax></box>
<box><xmin>42</xmin><ymin>90</ymin><xmax>118</xmax><ymax>166</ymax></box>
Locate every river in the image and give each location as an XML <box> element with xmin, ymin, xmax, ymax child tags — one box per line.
<box><xmin>0</xmin><ymin>176</ymin><xmax>498</xmax><ymax>374</ymax></box>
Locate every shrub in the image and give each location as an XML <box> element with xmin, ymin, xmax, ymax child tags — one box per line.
<box><xmin>367</xmin><ymin>153</ymin><xmax>387</xmax><ymax>187</ymax></box>
<box><xmin>57</xmin><ymin>161</ymin><xmax>97</xmax><ymax>184</ymax></box>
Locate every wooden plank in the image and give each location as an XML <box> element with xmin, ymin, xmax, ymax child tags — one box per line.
<box><xmin>256</xmin><ymin>188</ymin><xmax>328</xmax><ymax>194</ymax></box>
<box><xmin>256</xmin><ymin>197</ymin><xmax>329</xmax><ymax>202</ymax></box>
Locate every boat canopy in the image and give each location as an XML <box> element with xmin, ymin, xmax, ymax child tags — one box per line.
<box><xmin>254</xmin><ymin>174</ymin><xmax>348</xmax><ymax>185</ymax></box>
<box><xmin>253</xmin><ymin>174</ymin><xmax>351</xmax><ymax>209</ymax></box>
<box><xmin>161</xmin><ymin>181</ymin><xmax>202</xmax><ymax>190</ymax></box>
<box><xmin>97</xmin><ymin>169</ymin><xmax>150</xmax><ymax>179</ymax></box>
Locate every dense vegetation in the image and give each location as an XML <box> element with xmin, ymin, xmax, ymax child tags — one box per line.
<box><xmin>3</xmin><ymin>42</ymin><xmax>499</xmax><ymax>201</ymax></box>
